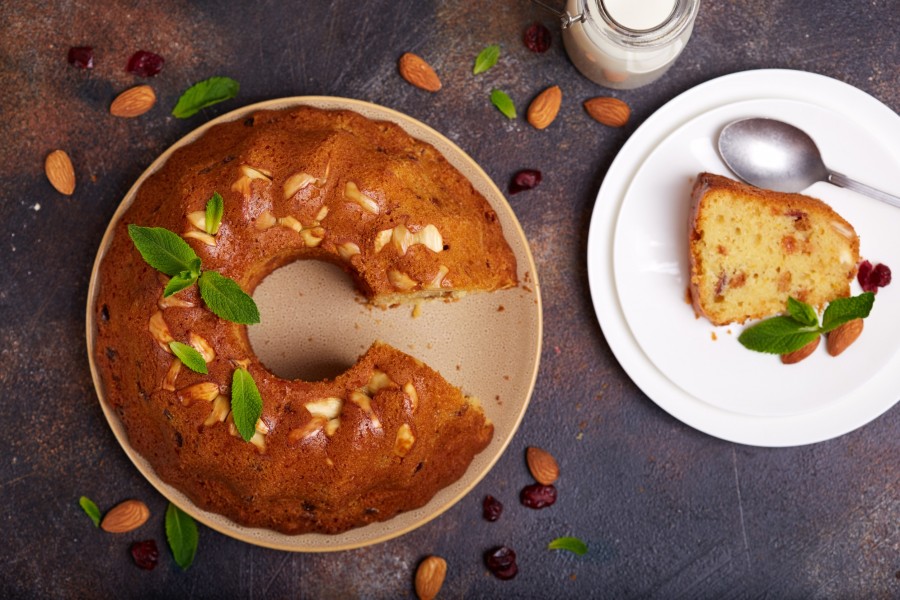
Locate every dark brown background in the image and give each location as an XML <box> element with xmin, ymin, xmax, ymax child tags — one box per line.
<box><xmin>1</xmin><ymin>0</ymin><xmax>898</xmax><ymax>598</ymax></box>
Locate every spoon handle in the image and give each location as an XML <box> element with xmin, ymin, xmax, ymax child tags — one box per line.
<box><xmin>827</xmin><ymin>171</ymin><xmax>900</xmax><ymax>209</ymax></box>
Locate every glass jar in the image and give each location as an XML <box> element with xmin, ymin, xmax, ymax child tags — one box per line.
<box><xmin>550</xmin><ymin>0</ymin><xmax>700</xmax><ymax>90</ymax></box>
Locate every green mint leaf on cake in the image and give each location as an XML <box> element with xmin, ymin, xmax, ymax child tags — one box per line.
<box><xmin>165</xmin><ymin>503</ymin><xmax>198</xmax><ymax>570</ymax></box>
<box><xmin>172</xmin><ymin>76</ymin><xmax>240</xmax><ymax>119</ymax></box>
<box><xmin>474</xmin><ymin>44</ymin><xmax>500</xmax><ymax>75</ymax></box>
<box><xmin>79</xmin><ymin>496</ymin><xmax>101</xmax><ymax>527</ymax></box>
<box><xmin>738</xmin><ymin>316</ymin><xmax>821</xmax><ymax>354</ymax></box>
<box><xmin>204</xmin><ymin>192</ymin><xmax>224</xmax><ymax>235</ymax></box>
<box><xmin>548</xmin><ymin>536</ymin><xmax>588</xmax><ymax>556</ymax></box>
<box><xmin>231</xmin><ymin>368</ymin><xmax>262</xmax><ymax>442</ymax></box>
<box><xmin>128</xmin><ymin>225</ymin><xmax>201</xmax><ymax>277</ymax></box>
<box><xmin>821</xmin><ymin>292</ymin><xmax>874</xmax><ymax>332</ymax></box>
<box><xmin>168</xmin><ymin>341</ymin><xmax>208</xmax><ymax>374</ymax></box>
<box><xmin>490</xmin><ymin>89</ymin><xmax>516</xmax><ymax>119</ymax></box>
<box><xmin>786</xmin><ymin>297</ymin><xmax>819</xmax><ymax>328</ymax></box>
<box><xmin>198</xmin><ymin>271</ymin><xmax>260</xmax><ymax>325</ymax></box>
<box><xmin>163</xmin><ymin>264</ymin><xmax>201</xmax><ymax>297</ymax></box>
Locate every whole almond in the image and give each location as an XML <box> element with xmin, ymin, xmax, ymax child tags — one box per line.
<box><xmin>527</xmin><ymin>85</ymin><xmax>562</xmax><ymax>130</ymax></box>
<box><xmin>110</xmin><ymin>85</ymin><xmax>157</xmax><ymax>118</ymax></box>
<box><xmin>398</xmin><ymin>53</ymin><xmax>442</xmax><ymax>93</ymax></box>
<box><xmin>526</xmin><ymin>446</ymin><xmax>559</xmax><ymax>485</ymax></box>
<box><xmin>584</xmin><ymin>97</ymin><xmax>630</xmax><ymax>127</ymax></box>
<box><xmin>44</xmin><ymin>150</ymin><xmax>75</xmax><ymax>195</ymax></box>
<box><xmin>780</xmin><ymin>336</ymin><xmax>820</xmax><ymax>364</ymax></box>
<box><xmin>414</xmin><ymin>555</ymin><xmax>447</xmax><ymax>600</ymax></box>
<box><xmin>827</xmin><ymin>319</ymin><xmax>864</xmax><ymax>356</ymax></box>
<box><xmin>100</xmin><ymin>499</ymin><xmax>150</xmax><ymax>533</ymax></box>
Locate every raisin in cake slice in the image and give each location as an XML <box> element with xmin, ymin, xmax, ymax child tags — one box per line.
<box><xmin>689</xmin><ymin>172</ymin><xmax>859</xmax><ymax>325</ymax></box>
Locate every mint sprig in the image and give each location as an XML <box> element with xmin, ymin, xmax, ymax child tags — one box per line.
<box><xmin>129</xmin><ymin>223</ymin><xmax>259</xmax><ymax>324</ymax></box>
<box><xmin>490</xmin><ymin>89</ymin><xmax>516</xmax><ymax>119</ymax></box>
<box><xmin>738</xmin><ymin>293</ymin><xmax>874</xmax><ymax>355</ymax></box>
<box><xmin>231</xmin><ymin>368</ymin><xmax>262</xmax><ymax>442</ymax></box>
<box><xmin>165</xmin><ymin>503</ymin><xmax>198</xmax><ymax>570</ymax></box>
<box><xmin>205</xmin><ymin>192</ymin><xmax>224</xmax><ymax>236</ymax></box>
<box><xmin>548</xmin><ymin>536</ymin><xmax>588</xmax><ymax>555</ymax></box>
<box><xmin>474</xmin><ymin>45</ymin><xmax>500</xmax><ymax>75</ymax></box>
<box><xmin>169</xmin><ymin>341</ymin><xmax>208</xmax><ymax>374</ymax></box>
<box><xmin>198</xmin><ymin>271</ymin><xmax>260</xmax><ymax>325</ymax></box>
<box><xmin>128</xmin><ymin>225</ymin><xmax>200</xmax><ymax>277</ymax></box>
<box><xmin>172</xmin><ymin>76</ymin><xmax>239</xmax><ymax>119</ymax></box>
<box><xmin>79</xmin><ymin>496</ymin><xmax>101</xmax><ymax>527</ymax></box>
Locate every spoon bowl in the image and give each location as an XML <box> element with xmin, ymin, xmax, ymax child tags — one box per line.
<box><xmin>717</xmin><ymin>117</ymin><xmax>900</xmax><ymax>208</ymax></box>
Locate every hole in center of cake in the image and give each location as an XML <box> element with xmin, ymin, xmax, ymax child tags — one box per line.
<box><xmin>248</xmin><ymin>259</ymin><xmax>369</xmax><ymax>381</ymax></box>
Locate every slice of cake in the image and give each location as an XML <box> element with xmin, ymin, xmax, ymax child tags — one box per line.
<box><xmin>689</xmin><ymin>173</ymin><xmax>859</xmax><ymax>325</ymax></box>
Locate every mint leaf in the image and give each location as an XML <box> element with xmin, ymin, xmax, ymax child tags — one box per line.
<box><xmin>169</xmin><ymin>341</ymin><xmax>208</xmax><ymax>374</ymax></box>
<box><xmin>548</xmin><ymin>536</ymin><xmax>588</xmax><ymax>555</ymax></box>
<box><xmin>490</xmin><ymin>89</ymin><xmax>516</xmax><ymax>119</ymax></box>
<box><xmin>198</xmin><ymin>271</ymin><xmax>260</xmax><ymax>325</ymax></box>
<box><xmin>821</xmin><ymin>292</ymin><xmax>875</xmax><ymax>332</ymax></box>
<box><xmin>474</xmin><ymin>44</ymin><xmax>500</xmax><ymax>75</ymax></box>
<box><xmin>172</xmin><ymin>76</ymin><xmax>239</xmax><ymax>119</ymax></box>
<box><xmin>165</xmin><ymin>503</ymin><xmax>198</xmax><ymax>570</ymax></box>
<box><xmin>787</xmin><ymin>297</ymin><xmax>819</xmax><ymax>328</ymax></box>
<box><xmin>128</xmin><ymin>225</ymin><xmax>201</xmax><ymax>277</ymax></box>
<box><xmin>163</xmin><ymin>264</ymin><xmax>200</xmax><ymax>297</ymax></box>
<box><xmin>738</xmin><ymin>316</ymin><xmax>821</xmax><ymax>354</ymax></box>
<box><xmin>79</xmin><ymin>496</ymin><xmax>101</xmax><ymax>527</ymax></box>
<box><xmin>231</xmin><ymin>368</ymin><xmax>262</xmax><ymax>442</ymax></box>
<box><xmin>205</xmin><ymin>192</ymin><xmax>224</xmax><ymax>235</ymax></box>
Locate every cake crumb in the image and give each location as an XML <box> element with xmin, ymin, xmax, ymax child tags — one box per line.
<box><xmin>411</xmin><ymin>302</ymin><xmax>422</xmax><ymax>318</ymax></box>
<box><xmin>711</xmin><ymin>331</ymin><xmax>717</xmax><ymax>341</ymax></box>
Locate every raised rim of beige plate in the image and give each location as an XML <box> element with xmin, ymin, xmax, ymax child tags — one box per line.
<box><xmin>85</xmin><ymin>97</ymin><xmax>543</xmax><ymax>552</ymax></box>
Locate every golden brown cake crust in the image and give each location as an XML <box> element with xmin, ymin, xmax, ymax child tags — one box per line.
<box><xmin>689</xmin><ymin>172</ymin><xmax>859</xmax><ymax>325</ymax></box>
<box><xmin>93</xmin><ymin>106</ymin><xmax>512</xmax><ymax>534</ymax></box>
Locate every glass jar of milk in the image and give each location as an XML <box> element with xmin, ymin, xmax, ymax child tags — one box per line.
<box><xmin>556</xmin><ymin>0</ymin><xmax>700</xmax><ymax>89</ymax></box>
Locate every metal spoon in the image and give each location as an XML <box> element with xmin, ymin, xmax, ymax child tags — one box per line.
<box><xmin>717</xmin><ymin>117</ymin><xmax>900</xmax><ymax>209</ymax></box>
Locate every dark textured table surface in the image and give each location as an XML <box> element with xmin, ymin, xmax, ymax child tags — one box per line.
<box><xmin>2</xmin><ymin>1</ymin><xmax>899</xmax><ymax>598</ymax></box>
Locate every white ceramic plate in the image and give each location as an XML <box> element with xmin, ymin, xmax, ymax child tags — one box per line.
<box><xmin>87</xmin><ymin>97</ymin><xmax>542</xmax><ymax>551</ymax></box>
<box><xmin>588</xmin><ymin>70</ymin><xmax>900</xmax><ymax>446</ymax></box>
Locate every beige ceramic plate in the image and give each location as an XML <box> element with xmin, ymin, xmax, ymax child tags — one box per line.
<box><xmin>86</xmin><ymin>97</ymin><xmax>542</xmax><ymax>552</ymax></box>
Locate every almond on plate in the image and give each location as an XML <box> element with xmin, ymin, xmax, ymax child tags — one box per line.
<box><xmin>827</xmin><ymin>319</ymin><xmax>863</xmax><ymax>356</ymax></box>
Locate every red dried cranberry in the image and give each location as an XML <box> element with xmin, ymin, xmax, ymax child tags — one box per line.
<box><xmin>858</xmin><ymin>260</ymin><xmax>892</xmax><ymax>293</ymax></box>
<box><xmin>485</xmin><ymin>546</ymin><xmax>518</xmax><ymax>580</ymax></box>
<box><xmin>857</xmin><ymin>260</ymin><xmax>873</xmax><ymax>287</ymax></box>
<box><xmin>520</xmin><ymin>483</ymin><xmax>557</xmax><ymax>509</ymax></box>
<box><xmin>482</xmin><ymin>495</ymin><xmax>503</xmax><ymax>522</ymax></box>
<box><xmin>130</xmin><ymin>539</ymin><xmax>159</xmax><ymax>570</ymax></box>
<box><xmin>509</xmin><ymin>169</ymin><xmax>542</xmax><ymax>195</ymax></box>
<box><xmin>127</xmin><ymin>51</ymin><xmax>165</xmax><ymax>77</ymax></box>
<box><xmin>67</xmin><ymin>47</ymin><xmax>94</xmax><ymax>69</ymax></box>
<box><xmin>524</xmin><ymin>23</ymin><xmax>552</xmax><ymax>53</ymax></box>
<box><xmin>871</xmin><ymin>263</ymin><xmax>892</xmax><ymax>288</ymax></box>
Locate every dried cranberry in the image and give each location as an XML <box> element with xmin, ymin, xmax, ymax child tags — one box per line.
<box><xmin>127</xmin><ymin>51</ymin><xmax>165</xmax><ymax>77</ymax></box>
<box><xmin>130</xmin><ymin>539</ymin><xmax>159</xmax><ymax>570</ymax></box>
<box><xmin>485</xmin><ymin>546</ymin><xmax>518</xmax><ymax>580</ymax></box>
<box><xmin>520</xmin><ymin>483</ymin><xmax>557</xmax><ymax>509</ymax></box>
<box><xmin>67</xmin><ymin>46</ymin><xmax>94</xmax><ymax>69</ymax></box>
<box><xmin>872</xmin><ymin>263</ymin><xmax>892</xmax><ymax>287</ymax></box>
<box><xmin>858</xmin><ymin>260</ymin><xmax>892</xmax><ymax>293</ymax></box>
<box><xmin>482</xmin><ymin>495</ymin><xmax>503</xmax><ymax>522</ymax></box>
<box><xmin>524</xmin><ymin>23</ymin><xmax>552</xmax><ymax>53</ymax></box>
<box><xmin>509</xmin><ymin>169</ymin><xmax>542</xmax><ymax>195</ymax></box>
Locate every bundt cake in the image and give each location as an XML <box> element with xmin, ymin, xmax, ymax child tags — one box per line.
<box><xmin>92</xmin><ymin>105</ymin><xmax>518</xmax><ymax>534</ymax></box>
<box><xmin>689</xmin><ymin>172</ymin><xmax>859</xmax><ymax>325</ymax></box>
